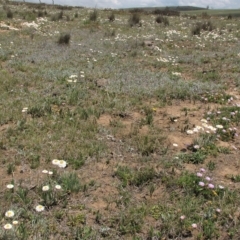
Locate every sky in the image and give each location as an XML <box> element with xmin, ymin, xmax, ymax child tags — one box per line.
<box><xmin>24</xmin><ymin>0</ymin><xmax>240</xmax><ymax>9</ymax></box>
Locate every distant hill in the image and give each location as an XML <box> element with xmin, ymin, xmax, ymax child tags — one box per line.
<box><xmin>121</xmin><ymin>6</ymin><xmax>207</xmax><ymax>12</ymax></box>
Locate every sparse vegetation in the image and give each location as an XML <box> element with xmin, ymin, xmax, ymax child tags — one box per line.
<box><xmin>0</xmin><ymin>2</ymin><xmax>240</xmax><ymax>239</ymax></box>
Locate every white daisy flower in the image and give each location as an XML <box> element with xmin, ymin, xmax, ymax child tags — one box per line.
<box><xmin>35</xmin><ymin>205</ymin><xmax>45</xmax><ymax>212</ymax></box>
<box><xmin>5</xmin><ymin>210</ymin><xmax>14</xmax><ymax>218</ymax></box>
<box><xmin>52</xmin><ymin>159</ymin><xmax>60</xmax><ymax>165</ymax></box>
<box><xmin>22</xmin><ymin>107</ymin><xmax>28</xmax><ymax>113</ymax></box>
<box><xmin>58</xmin><ymin>160</ymin><xmax>67</xmax><ymax>168</ymax></box>
<box><xmin>186</xmin><ymin>130</ymin><xmax>194</xmax><ymax>135</ymax></box>
<box><xmin>55</xmin><ymin>185</ymin><xmax>62</xmax><ymax>190</ymax></box>
<box><xmin>3</xmin><ymin>223</ymin><xmax>12</xmax><ymax>230</ymax></box>
<box><xmin>6</xmin><ymin>184</ymin><xmax>14</xmax><ymax>189</ymax></box>
<box><xmin>42</xmin><ymin>185</ymin><xmax>50</xmax><ymax>191</ymax></box>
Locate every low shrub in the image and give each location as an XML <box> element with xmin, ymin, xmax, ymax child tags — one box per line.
<box><xmin>128</xmin><ymin>13</ymin><xmax>141</xmax><ymax>27</ymax></box>
<box><xmin>191</xmin><ymin>21</ymin><xmax>214</xmax><ymax>35</ymax></box>
<box><xmin>89</xmin><ymin>9</ymin><xmax>98</xmax><ymax>22</ymax></box>
<box><xmin>37</xmin><ymin>11</ymin><xmax>45</xmax><ymax>17</ymax></box>
<box><xmin>51</xmin><ymin>11</ymin><xmax>63</xmax><ymax>21</ymax></box>
<box><xmin>202</xmin><ymin>12</ymin><xmax>211</xmax><ymax>19</ymax></box>
<box><xmin>155</xmin><ymin>15</ymin><xmax>169</xmax><ymax>26</ymax></box>
<box><xmin>108</xmin><ymin>11</ymin><xmax>115</xmax><ymax>22</ymax></box>
<box><xmin>6</xmin><ymin>9</ymin><xmax>13</xmax><ymax>19</ymax></box>
<box><xmin>58</xmin><ymin>33</ymin><xmax>71</xmax><ymax>45</ymax></box>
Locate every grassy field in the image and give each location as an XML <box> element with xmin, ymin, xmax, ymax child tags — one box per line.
<box><xmin>180</xmin><ymin>9</ymin><xmax>240</xmax><ymax>17</ymax></box>
<box><xmin>0</xmin><ymin>1</ymin><xmax>240</xmax><ymax>239</ymax></box>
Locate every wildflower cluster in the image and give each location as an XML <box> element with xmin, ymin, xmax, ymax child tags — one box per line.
<box><xmin>22</xmin><ymin>107</ymin><xmax>28</xmax><ymax>113</ymax></box>
<box><xmin>195</xmin><ymin>168</ymin><xmax>225</xmax><ymax>199</ymax></box>
<box><xmin>3</xmin><ymin>209</ymin><xmax>19</xmax><ymax>231</ymax></box>
<box><xmin>205</xmin><ymin>106</ymin><xmax>239</xmax><ymax>141</ymax></box>
<box><xmin>52</xmin><ymin>159</ymin><xmax>67</xmax><ymax>168</ymax></box>
<box><xmin>200</xmin><ymin>92</ymin><xmax>233</xmax><ymax>104</ymax></box>
<box><xmin>186</xmin><ymin>119</ymin><xmax>217</xmax><ymax>135</ymax></box>
<box><xmin>67</xmin><ymin>72</ymin><xmax>84</xmax><ymax>83</ymax></box>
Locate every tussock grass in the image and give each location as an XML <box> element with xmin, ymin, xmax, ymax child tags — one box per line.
<box><xmin>57</xmin><ymin>33</ymin><xmax>71</xmax><ymax>44</ymax></box>
<box><xmin>128</xmin><ymin>13</ymin><xmax>141</xmax><ymax>27</ymax></box>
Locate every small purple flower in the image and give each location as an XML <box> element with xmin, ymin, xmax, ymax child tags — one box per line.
<box><xmin>208</xmin><ymin>183</ymin><xmax>215</xmax><ymax>189</ymax></box>
<box><xmin>205</xmin><ymin>177</ymin><xmax>211</xmax><ymax>181</ymax></box>
<box><xmin>197</xmin><ymin>172</ymin><xmax>203</xmax><ymax>177</ymax></box>
<box><xmin>200</xmin><ymin>168</ymin><xmax>206</xmax><ymax>172</ymax></box>
<box><xmin>199</xmin><ymin>181</ymin><xmax>205</xmax><ymax>187</ymax></box>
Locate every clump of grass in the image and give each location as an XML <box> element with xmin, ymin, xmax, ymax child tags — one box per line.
<box><xmin>89</xmin><ymin>9</ymin><xmax>98</xmax><ymax>22</ymax></box>
<box><xmin>37</xmin><ymin>10</ymin><xmax>44</xmax><ymax>17</ymax></box>
<box><xmin>115</xmin><ymin>166</ymin><xmax>156</xmax><ymax>187</ymax></box>
<box><xmin>58</xmin><ymin>33</ymin><xmax>71</xmax><ymax>45</ymax></box>
<box><xmin>104</xmin><ymin>29</ymin><xmax>115</xmax><ymax>37</ymax></box>
<box><xmin>108</xmin><ymin>11</ymin><xmax>115</xmax><ymax>22</ymax></box>
<box><xmin>191</xmin><ymin>21</ymin><xmax>214</xmax><ymax>35</ymax></box>
<box><xmin>128</xmin><ymin>13</ymin><xmax>141</xmax><ymax>27</ymax></box>
<box><xmin>6</xmin><ymin>9</ymin><xmax>13</xmax><ymax>19</ymax></box>
<box><xmin>115</xmin><ymin>206</ymin><xmax>146</xmax><ymax>235</ymax></box>
<box><xmin>51</xmin><ymin>11</ymin><xmax>63</xmax><ymax>21</ymax></box>
<box><xmin>178</xmin><ymin>151</ymin><xmax>207</xmax><ymax>164</ymax></box>
<box><xmin>191</xmin><ymin>23</ymin><xmax>201</xmax><ymax>35</ymax></box>
<box><xmin>28</xmin><ymin>154</ymin><xmax>40</xmax><ymax>169</ymax></box>
<box><xmin>59</xmin><ymin>172</ymin><xmax>81</xmax><ymax>193</ymax></box>
<box><xmin>66</xmin><ymin>15</ymin><xmax>70</xmax><ymax>21</ymax></box>
<box><xmin>155</xmin><ymin>15</ymin><xmax>169</xmax><ymax>26</ymax></box>
<box><xmin>201</xmin><ymin>20</ymin><xmax>214</xmax><ymax>31</ymax></box>
<box><xmin>7</xmin><ymin>163</ymin><xmax>15</xmax><ymax>175</ymax></box>
<box><xmin>202</xmin><ymin>12</ymin><xmax>211</xmax><ymax>19</ymax></box>
<box><xmin>74</xmin><ymin>12</ymin><xmax>78</xmax><ymax>18</ymax></box>
<box><xmin>21</xmin><ymin>11</ymin><xmax>37</xmax><ymax>21</ymax></box>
